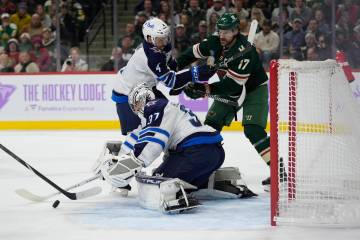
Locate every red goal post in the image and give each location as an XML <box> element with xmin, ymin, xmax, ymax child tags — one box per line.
<box><xmin>269</xmin><ymin>59</ymin><xmax>360</xmax><ymax>227</ymax></box>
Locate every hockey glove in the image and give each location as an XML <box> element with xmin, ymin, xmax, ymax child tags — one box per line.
<box><xmin>184</xmin><ymin>82</ymin><xmax>208</xmax><ymax>99</ymax></box>
<box><xmin>190</xmin><ymin>65</ymin><xmax>216</xmax><ymax>83</ymax></box>
<box><xmin>100</xmin><ymin>153</ymin><xmax>143</xmax><ymax>188</ymax></box>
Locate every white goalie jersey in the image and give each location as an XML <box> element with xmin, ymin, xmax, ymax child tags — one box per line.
<box><xmin>120</xmin><ymin>98</ymin><xmax>223</xmax><ymax>167</ymax></box>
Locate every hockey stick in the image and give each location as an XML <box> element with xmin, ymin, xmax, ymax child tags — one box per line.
<box><xmin>0</xmin><ymin>144</ymin><xmax>102</xmax><ymax>200</ymax></box>
<box><xmin>15</xmin><ymin>173</ymin><xmax>102</xmax><ymax>202</ymax></box>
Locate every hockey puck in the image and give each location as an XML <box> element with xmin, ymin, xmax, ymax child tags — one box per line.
<box><xmin>52</xmin><ymin>200</ymin><xmax>60</xmax><ymax>208</ymax></box>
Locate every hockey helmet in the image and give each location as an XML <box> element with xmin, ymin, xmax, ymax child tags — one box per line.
<box><xmin>128</xmin><ymin>83</ymin><xmax>155</xmax><ymax>116</ymax></box>
<box><xmin>142</xmin><ymin>17</ymin><xmax>170</xmax><ymax>45</ymax></box>
<box><xmin>216</xmin><ymin>13</ymin><xmax>240</xmax><ymax>30</ymax></box>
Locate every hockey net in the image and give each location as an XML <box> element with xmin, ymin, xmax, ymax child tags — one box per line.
<box><xmin>270</xmin><ymin>59</ymin><xmax>360</xmax><ymax>227</ymax></box>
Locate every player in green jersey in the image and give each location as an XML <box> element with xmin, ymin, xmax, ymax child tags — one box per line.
<box><xmin>177</xmin><ymin>13</ymin><xmax>271</xmax><ymax>189</ymax></box>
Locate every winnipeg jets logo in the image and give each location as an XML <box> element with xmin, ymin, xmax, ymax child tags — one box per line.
<box><xmin>0</xmin><ymin>83</ymin><xmax>16</xmax><ymax>109</ymax></box>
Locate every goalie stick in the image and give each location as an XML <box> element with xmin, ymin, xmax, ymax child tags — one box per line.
<box><xmin>0</xmin><ymin>144</ymin><xmax>102</xmax><ymax>201</ymax></box>
<box><xmin>15</xmin><ymin>173</ymin><xmax>102</xmax><ymax>202</ymax></box>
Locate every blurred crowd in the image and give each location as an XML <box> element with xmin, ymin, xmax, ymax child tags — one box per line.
<box><xmin>0</xmin><ymin>0</ymin><xmax>106</xmax><ymax>72</ymax></box>
<box><xmin>1</xmin><ymin>0</ymin><xmax>359</xmax><ymax>73</ymax></box>
<box><xmin>108</xmin><ymin>0</ymin><xmax>360</xmax><ymax>72</ymax></box>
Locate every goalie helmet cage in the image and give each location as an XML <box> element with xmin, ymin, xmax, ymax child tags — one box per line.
<box><xmin>269</xmin><ymin>59</ymin><xmax>360</xmax><ymax>227</ymax></box>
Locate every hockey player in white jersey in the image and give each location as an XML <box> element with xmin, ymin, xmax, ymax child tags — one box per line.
<box><xmin>97</xmin><ymin>84</ymin><xmax>256</xmax><ymax>213</ymax></box>
<box><xmin>112</xmin><ymin>17</ymin><xmax>215</xmax><ymax>135</ymax></box>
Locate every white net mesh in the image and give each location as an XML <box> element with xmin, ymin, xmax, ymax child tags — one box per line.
<box><xmin>273</xmin><ymin>59</ymin><xmax>360</xmax><ymax>226</ymax></box>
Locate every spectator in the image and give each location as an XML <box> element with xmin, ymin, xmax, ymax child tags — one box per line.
<box><xmin>335</xmin><ymin>30</ymin><xmax>353</xmax><ymax>64</ymax></box>
<box><xmin>250</xmin><ymin>7</ymin><xmax>266</xmax><ymax>29</ymax></box>
<box><xmin>14</xmin><ymin>51</ymin><xmax>39</xmax><ymax>72</ymax></box>
<box><xmin>306</xmin><ymin>47</ymin><xmax>319</xmax><ymax>61</ymax></box>
<box><xmin>239</xmin><ymin>18</ymin><xmax>249</xmax><ymax>36</ymax></box>
<box><xmin>306</xmin><ymin>19</ymin><xmax>322</xmax><ymax>40</ymax></box>
<box><xmin>336</xmin><ymin>0</ymin><xmax>360</xmax><ymax>27</ymax></box>
<box><xmin>31</xmin><ymin>35</ymin><xmax>51</xmax><ymax>72</ymax></box>
<box><xmin>0</xmin><ymin>13</ymin><xmax>17</xmax><ymax>47</ymax></box>
<box><xmin>174</xmin><ymin>24</ymin><xmax>191</xmax><ymax>57</ymax></box>
<box><xmin>158</xmin><ymin>12</ymin><xmax>168</xmax><ymax>25</ymax></box>
<box><xmin>305</xmin><ymin>32</ymin><xmax>317</xmax><ymax>49</ymax></box>
<box><xmin>191</xmin><ymin>20</ymin><xmax>208</xmax><ymax>45</ymax></box>
<box><xmin>118</xmin><ymin>23</ymin><xmax>142</xmax><ymax>49</ymax></box>
<box><xmin>143</xmin><ymin>0</ymin><xmax>157</xmax><ymax>18</ymax></box>
<box><xmin>317</xmin><ymin>34</ymin><xmax>332</xmax><ymax>60</ymax></box>
<box><xmin>254</xmin><ymin>0</ymin><xmax>271</xmax><ymax>20</ymax></box>
<box><xmin>0</xmin><ymin>0</ymin><xmax>16</xmax><ymax>15</ymax></box>
<box><xmin>5</xmin><ymin>38</ymin><xmax>19</xmax><ymax>66</ymax></box>
<box><xmin>179</xmin><ymin>12</ymin><xmax>193</xmax><ymax>38</ymax></box>
<box><xmin>289</xmin><ymin>0</ymin><xmax>313</xmax><ymax>27</ymax></box>
<box><xmin>18</xmin><ymin>32</ymin><xmax>32</xmax><ymax>51</ymax></box>
<box><xmin>10</xmin><ymin>2</ymin><xmax>31</xmax><ymax>34</ymax></box>
<box><xmin>284</xmin><ymin>18</ymin><xmax>306</xmax><ymax>60</ymax></box>
<box><xmin>42</xmin><ymin>27</ymin><xmax>68</xmax><ymax>67</ymax></box>
<box><xmin>0</xmin><ymin>52</ymin><xmax>14</xmax><ymax>72</ymax></box>
<box><xmin>183</xmin><ymin>0</ymin><xmax>206</xmax><ymax>36</ymax></box>
<box><xmin>272</xmin><ymin>7</ymin><xmax>292</xmax><ymax>36</ymax></box>
<box><xmin>27</xmin><ymin>13</ymin><xmax>43</xmax><ymax>40</ymax></box>
<box><xmin>158</xmin><ymin>1</ymin><xmax>171</xmax><ymax>24</ymax></box>
<box><xmin>35</xmin><ymin>4</ymin><xmax>51</xmax><ymax>28</ymax></box>
<box><xmin>206</xmin><ymin>0</ymin><xmax>225</xmax><ymax>24</ymax></box>
<box><xmin>41</xmin><ymin>28</ymin><xmax>55</xmax><ymax>52</ymax></box>
<box><xmin>61</xmin><ymin>47</ymin><xmax>88</xmax><ymax>72</ymax></box>
<box><xmin>100</xmin><ymin>47</ymin><xmax>127</xmax><ymax>71</ymax></box>
<box><xmin>314</xmin><ymin>9</ymin><xmax>330</xmax><ymax>36</ymax></box>
<box><xmin>271</xmin><ymin>0</ymin><xmax>293</xmax><ymax>24</ymax></box>
<box><xmin>134</xmin><ymin>11</ymin><xmax>148</xmax><ymax>40</ymax></box>
<box><xmin>254</xmin><ymin>19</ymin><xmax>279</xmax><ymax>70</ymax></box>
<box><xmin>231</xmin><ymin>0</ymin><xmax>249</xmax><ymax>20</ymax></box>
<box><xmin>120</xmin><ymin>35</ymin><xmax>135</xmax><ymax>62</ymax></box>
<box><xmin>207</xmin><ymin>12</ymin><xmax>219</xmax><ymax>35</ymax></box>
<box><xmin>350</xmin><ymin>25</ymin><xmax>360</xmax><ymax>67</ymax></box>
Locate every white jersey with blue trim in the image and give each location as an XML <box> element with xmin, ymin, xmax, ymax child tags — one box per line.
<box><xmin>120</xmin><ymin>99</ymin><xmax>222</xmax><ymax>167</ymax></box>
<box><xmin>113</xmin><ymin>47</ymin><xmax>157</xmax><ymax>95</ymax></box>
<box><xmin>113</xmin><ymin>41</ymin><xmax>176</xmax><ymax>96</ymax></box>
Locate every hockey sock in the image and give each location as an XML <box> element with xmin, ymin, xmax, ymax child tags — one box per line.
<box><xmin>244</xmin><ymin>124</ymin><xmax>270</xmax><ymax>165</ymax></box>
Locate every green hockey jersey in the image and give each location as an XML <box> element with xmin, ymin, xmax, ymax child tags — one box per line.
<box><xmin>177</xmin><ymin>34</ymin><xmax>268</xmax><ymax>99</ymax></box>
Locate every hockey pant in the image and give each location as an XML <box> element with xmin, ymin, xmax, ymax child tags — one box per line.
<box><xmin>153</xmin><ymin>143</ymin><xmax>225</xmax><ymax>189</ymax></box>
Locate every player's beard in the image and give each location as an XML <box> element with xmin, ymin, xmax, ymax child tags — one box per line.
<box><xmin>220</xmin><ymin>36</ymin><xmax>236</xmax><ymax>48</ymax></box>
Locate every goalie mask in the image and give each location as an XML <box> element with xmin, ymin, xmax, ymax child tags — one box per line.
<box><xmin>128</xmin><ymin>83</ymin><xmax>155</xmax><ymax>117</ymax></box>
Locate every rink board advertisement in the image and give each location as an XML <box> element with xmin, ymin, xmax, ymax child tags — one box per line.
<box><xmin>1</xmin><ymin>72</ymin><xmax>359</xmax><ymax>130</ymax></box>
<box><xmin>0</xmin><ymin>73</ymin><xmax>215</xmax><ymax>130</ymax></box>
<box><xmin>0</xmin><ymin>73</ymin><xmax>119</xmax><ymax>129</ymax></box>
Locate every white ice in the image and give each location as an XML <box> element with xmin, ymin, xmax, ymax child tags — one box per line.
<box><xmin>1</xmin><ymin>131</ymin><xmax>360</xmax><ymax>240</ymax></box>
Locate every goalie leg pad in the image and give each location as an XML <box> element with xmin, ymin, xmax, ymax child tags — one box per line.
<box><xmin>190</xmin><ymin>167</ymin><xmax>257</xmax><ymax>199</ymax></box>
<box><xmin>135</xmin><ymin>173</ymin><xmax>199</xmax><ymax>213</ymax></box>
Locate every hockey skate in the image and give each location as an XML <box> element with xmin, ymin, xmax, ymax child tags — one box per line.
<box><xmin>262</xmin><ymin>157</ymin><xmax>287</xmax><ymax>192</ymax></box>
<box><xmin>163</xmin><ymin>195</ymin><xmax>200</xmax><ymax>214</ymax></box>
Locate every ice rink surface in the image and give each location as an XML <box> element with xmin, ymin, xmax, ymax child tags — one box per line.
<box><xmin>1</xmin><ymin>131</ymin><xmax>360</xmax><ymax>240</ymax></box>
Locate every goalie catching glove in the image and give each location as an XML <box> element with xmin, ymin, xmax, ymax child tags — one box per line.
<box><xmin>100</xmin><ymin>153</ymin><xmax>144</xmax><ymax>188</ymax></box>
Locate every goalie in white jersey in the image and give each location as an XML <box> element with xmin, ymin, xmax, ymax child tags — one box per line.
<box><xmin>112</xmin><ymin>17</ymin><xmax>215</xmax><ymax>135</ymax></box>
<box><xmin>96</xmin><ymin>84</ymin><xmax>256</xmax><ymax>213</ymax></box>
